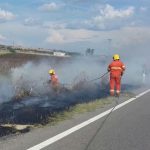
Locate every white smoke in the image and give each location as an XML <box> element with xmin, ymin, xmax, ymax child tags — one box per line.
<box><xmin>0</xmin><ymin>75</ymin><xmax>15</xmax><ymax>103</ymax></box>
<box><xmin>0</xmin><ymin>53</ymin><xmax>149</xmax><ymax>104</ymax></box>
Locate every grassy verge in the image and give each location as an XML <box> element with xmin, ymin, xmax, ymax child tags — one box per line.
<box><xmin>46</xmin><ymin>92</ymin><xmax>134</xmax><ymax>126</ymax></box>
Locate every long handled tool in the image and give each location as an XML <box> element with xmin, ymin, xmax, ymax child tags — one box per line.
<box><xmin>87</xmin><ymin>72</ymin><xmax>109</xmax><ymax>82</ymax></box>
<box><xmin>60</xmin><ymin>71</ymin><xmax>109</xmax><ymax>89</ymax></box>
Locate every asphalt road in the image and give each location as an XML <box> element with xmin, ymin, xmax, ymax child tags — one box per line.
<box><xmin>0</xmin><ymin>89</ymin><xmax>150</xmax><ymax>150</ymax></box>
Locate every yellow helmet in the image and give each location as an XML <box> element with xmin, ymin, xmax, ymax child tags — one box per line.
<box><xmin>113</xmin><ymin>54</ymin><xmax>120</xmax><ymax>60</ymax></box>
<box><xmin>49</xmin><ymin>69</ymin><xmax>55</xmax><ymax>75</ymax></box>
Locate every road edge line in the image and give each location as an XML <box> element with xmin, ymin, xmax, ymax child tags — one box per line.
<box><xmin>27</xmin><ymin>89</ymin><xmax>150</xmax><ymax>150</ymax></box>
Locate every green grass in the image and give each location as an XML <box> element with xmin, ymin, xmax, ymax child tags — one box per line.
<box><xmin>46</xmin><ymin>92</ymin><xmax>134</xmax><ymax>126</ymax></box>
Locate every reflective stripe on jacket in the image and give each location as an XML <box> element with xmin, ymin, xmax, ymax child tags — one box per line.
<box><xmin>108</xmin><ymin>60</ymin><xmax>125</xmax><ymax>77</ymax></box>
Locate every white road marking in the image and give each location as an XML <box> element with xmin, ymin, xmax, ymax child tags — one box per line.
<box><xmin>27</xmin><ymin>89</ymin><xmax>150</xmax><ymax>150</ymax></box>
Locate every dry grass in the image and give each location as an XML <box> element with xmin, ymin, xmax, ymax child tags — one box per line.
<box><xmin>0</xmin><ymin>51</ymin><xmax>11</xmax><ymax>56</ymax></box>
<box><xmin>47</xmin><ymin>93</ymin><xmax>133</xmax><ymax>126</ymax></box>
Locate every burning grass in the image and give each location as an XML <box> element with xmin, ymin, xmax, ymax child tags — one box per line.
<box><xmin>0</xmin><ymin>85</ymin><xmax>135</xmax><ymax>138</ymax></box>
<box><xmin>0</xmin><ymin>73</ymin><xmax>110</xmax><ymax>137</ymax></box>
<box><xmin>0</xmin><ymin>92</ymin><xmax>134</xmax><ymax>137</ymax></box>
<box><xmin>0</xmin><ymin>53</ymin><xmax>138</xmax><ymax>137</ymax></box>
<box><xmin>0</xmin><ymin>83</ymin><xmax>109</xmax><ymax>125</ymax></box>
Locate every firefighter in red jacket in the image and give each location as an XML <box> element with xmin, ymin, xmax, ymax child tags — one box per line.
<box><xmin>108</xmin><ymin>54</ymin><xmax>125</xmax><ymax>96</ymax></box>
<box><xmin>48</xmin><ymin>69</ymin><xmax>59</xmax><ymax>92</ymax></box>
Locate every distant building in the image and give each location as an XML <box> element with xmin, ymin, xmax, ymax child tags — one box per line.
<box><xmin>53</xmin><ymin>51</ymin><xmax>66</xmax><ymax>57</ymax></box>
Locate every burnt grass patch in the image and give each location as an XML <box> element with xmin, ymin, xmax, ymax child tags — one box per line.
<box><xmin>0</xmin><ymin>83</ymin><xmax>138</xmax><ymax>125</ymax></box>
<box><xmin>0</xmin><ymin>83</ymin><xmax>139</xmax><ymax>137</ymax></box>
<box><xmin>0</xmin><ymin>83</ymin><xmax>109</xmax><ymax>125</ymax></box>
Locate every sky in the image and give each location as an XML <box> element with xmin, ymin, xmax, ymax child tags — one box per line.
<box><xmin>0</xmin><ymin>0</ymin><xmax>150</xmax><ymax>56</ymax></box>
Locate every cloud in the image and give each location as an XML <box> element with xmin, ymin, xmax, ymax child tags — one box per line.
<box><xmin>140</xmin><ymin>7</ymin><xmax>148</xmax><ymax>12</ymax></box>
<box><xmin>46</xmin><ymin>29</ymin><xmax>98</xmax><ymax>44</ymax></box>
<box><xmin>57</xmin><ymin>4</ymin><xmax>136</xmax><ymax>31</ymax></box>
<box><xmin>0</xmin><ymin>34</ymin><xmax>6</xmax><ymax>41</ymax></box>
<box><xmin>98</xmin><ymin>4</ymin><xmax>134</xmax><ymax>19</ymax></box>
<box><xmin>112</xmin><ymin>26</ymin><xmax>150</xmax><ymax>48</ymax></box>
<box><xmin>39</xmin><ymin>2</ymin><xmax>61</xmax><ymax>11</ymax></box>
<box><xmin>23</xmin><ymin>17</ymin><xmax>42</xmax><ymax>26</ymax></box>
<box><xmin>43</xmin><ymin>21</ymin><xmax>66</xmax><ymax>29</ymax></box>
<box><xmin>94</xmin><ymin>4</ymin><xmax>134</xmax><ymax>26</ymax></box>
<box><xmin>0</xmin><ymin>8</ymin><xmax>15</xmax><ymax>22</ymax></box>
<box><xmin>46</xmin><ymin>31</ymin><xmax>64</xmax><ymax>43</ymax></box>
<box><xmin>45</xmin><ymin>26</ymin><xmax>150</xmax><ymax>56</ymax></box>
<box><xmin>85</xmin><ymin>4</ymin><xmax>135</xmax><ymax>30</ymax></box>
<box><xmin>85</xmin><ymin>26</ymin><xmax>150</xmax><ymax>57</ymax></box>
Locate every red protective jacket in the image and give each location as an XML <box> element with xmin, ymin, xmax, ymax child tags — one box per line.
<box><xmin>108</xmin><ymin>60</ymin><xmax>125</xmax><ymax>77</ymax></box>
<box><xmin>108</xmin><ymin>60</ymin><xmax>125</xmax><ymax>96</ymax></box>
<box><xmin>50</xmin><ymin>74</ymin><xmax>59</xmax><ymax>86</ymax></box>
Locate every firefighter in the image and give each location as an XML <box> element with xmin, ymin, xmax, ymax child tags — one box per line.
<box><xmin>107</xmin><ymin>54</ymin><xmax>125</xmax><ymax>96</ymax></box>
<box><xmin>48</xmin><ymin>69</ymin><xmax>59</xmax><ymax>92</ymax></box>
